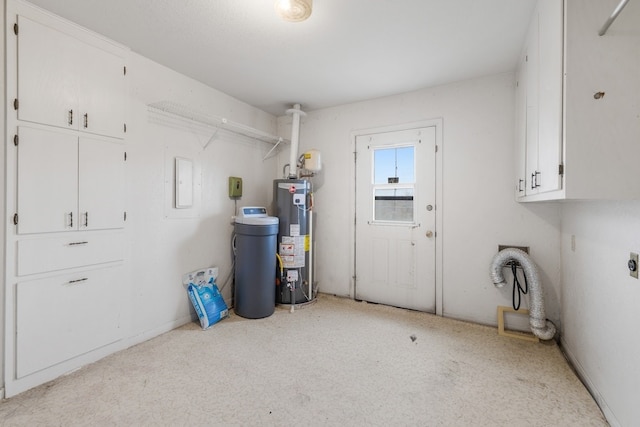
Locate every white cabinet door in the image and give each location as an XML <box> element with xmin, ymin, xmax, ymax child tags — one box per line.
<box><xmin>525</xmin><ymin>8</ymin><xmax>540</xmax><ymax>195</ymax></box>
<box><xmin>17</xmin><ymin>126</ymin><xmax>78</xmax><ymax>234</ymax></box>
<box><xmin>535</xmin><ymin>0</ymin><xmax>563</xmax><ymax>194</ymax></box>
<box><xmin>16</xmin><ymin>14</ymin><xmax>125</xmax><ymax>139</ymax></box>
<box><xmin>17</xmin><ymin>15</ymin><xmax>81</xmax><ymax>131</ymax></box>
<box><xmin>514</xmin><ymin>50</ymin><xmax>528</xmax><ymax>198</ymax></box>
<box><xmin>15</xmin><ymin>265</ymin><xmax>124</xmax><ymax>378</ymax></box>
<box><xmin>79</xmin><ymin>137</ymin><xmax>125</xmax><ymax>230</ymax></box>
<box><xmin>517</xmin><ymin>0</ymin><xmax>564</xmax><ymax>198</ymax></box>
<box><xmin>17</xmin><ymin>128</ymin><xmax>125</xmax><ymax>234</ymax></box>
<box><xmin>79</xmin><ymin>47</ymin><xmax>125</xmax><ymax>138</ymax></box>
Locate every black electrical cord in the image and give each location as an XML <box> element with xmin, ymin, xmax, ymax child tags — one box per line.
<box><xmin>511</xmin><ymin>262</ymin><xmax>529</xmax><ymax>311</ymax></box>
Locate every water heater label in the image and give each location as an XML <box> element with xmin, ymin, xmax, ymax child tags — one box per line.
<box><xmin>290</xmin><ymin>224</ymin><xmax>300</xmax><ymax>236</ymax></box>
<box><xmin>280</xmin><ymin>236</ymin><xmax>306</xmax><ymax>268</ymax></box>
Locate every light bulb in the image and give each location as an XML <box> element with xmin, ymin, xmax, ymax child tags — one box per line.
<box><xmin>275</xmin><ymin>0</ymin><xmax>312</xmax><ymax>22</ymax></box>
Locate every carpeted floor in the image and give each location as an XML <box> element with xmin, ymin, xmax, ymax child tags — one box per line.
<box><xmin>0</xmin><ymin>294</ymin><xmax>607</xmax><ymax>426</ymax></box>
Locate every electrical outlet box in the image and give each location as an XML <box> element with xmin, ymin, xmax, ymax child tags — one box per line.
<box><xmin>498</xmin><ymin>245</ymin><xmax>529</xmax><ymax>254</ymax></box>
<box><xmin>228</xmin><ymin>176</ymin><xmax>242</xmax><ymax>198</ymax></box>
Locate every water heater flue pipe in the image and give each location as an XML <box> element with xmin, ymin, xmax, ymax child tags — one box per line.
<box><xmin>286</xmin><ymin>104</ymin><xmax>306</xmax><ymax>178</ymax></box>
<box><xmin>490</xmin><ymin>248</ymin><xmax>556</xmax><ymax>340</ymax></box>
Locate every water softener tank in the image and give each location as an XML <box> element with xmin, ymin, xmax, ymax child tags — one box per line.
<box><xmin>234</xmin><ymin>207</ymin><xmax>279</xmax><ymax>318</ymax></box>
<box><xmin>273</xmin><ymin>179</ymin><xmax>314</xmax><ymax>305</ymax></box>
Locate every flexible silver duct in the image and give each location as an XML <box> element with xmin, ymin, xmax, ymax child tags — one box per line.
<box><xmin>490</xmin><ymin>248</ymin><xmax>556</xmax><ymax>340</ymax></box>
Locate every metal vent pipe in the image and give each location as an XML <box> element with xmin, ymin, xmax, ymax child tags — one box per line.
<box><xmin>490</xmin><ymin>248</ymin><xmax>556</xmax><ymax>340</ymax></box>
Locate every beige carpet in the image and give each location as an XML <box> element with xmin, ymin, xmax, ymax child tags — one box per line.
<box><xmin>0</xmin><ymin>294</ymin><xmax>607</xmax><ymax>426</ymax></box>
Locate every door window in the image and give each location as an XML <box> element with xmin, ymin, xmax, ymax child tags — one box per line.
<box><xmin>372</xmin><ymin>146</ymin><xmax>415</xmax><ymax>223</ymax></box>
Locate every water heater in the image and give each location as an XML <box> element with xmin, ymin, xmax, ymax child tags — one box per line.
<box><xmin>273</xmin><ymin>179</ymin><xmax>315</xmax><ymax>305</ymax></box>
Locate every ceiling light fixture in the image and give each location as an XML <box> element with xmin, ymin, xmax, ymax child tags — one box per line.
<box><xmin>275</xmin><ymin>0</ymin><xmax>312</xmax><ymax>22</ymax></box>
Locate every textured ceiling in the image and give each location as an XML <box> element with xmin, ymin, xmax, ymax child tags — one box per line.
<box><xmin>26</xmin><ymin>0</ymin><xmax>537</xmax><ymax>116</ymax></box>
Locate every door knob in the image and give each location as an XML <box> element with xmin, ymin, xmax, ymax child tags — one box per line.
<box><xmin>425</xmin><ymin>231</ymin><xmax>434</xmax><ymax>238</ymax></box>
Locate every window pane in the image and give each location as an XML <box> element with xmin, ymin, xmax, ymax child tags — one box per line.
<box><xmin>374</xmin><ymin>188</ymin><xmax>414</xmax><ymax>222</ymax></box>
<box><xmin>374</xmin><ymin>146</ymin><xmax>414</xmax><ymax>184</ymax></box>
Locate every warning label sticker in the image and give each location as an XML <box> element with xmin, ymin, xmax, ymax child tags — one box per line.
<box><xmin>280</xmin><ymin>236</ymin><xmax>306</xmax><ymax>268</ymax></box>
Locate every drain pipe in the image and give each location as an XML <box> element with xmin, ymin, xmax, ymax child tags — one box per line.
<box><xmin>490</xmin><ymin>248</ymin><xmax>556</xmax><ymax>340</ymax></box>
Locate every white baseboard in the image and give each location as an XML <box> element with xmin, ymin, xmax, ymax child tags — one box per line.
<box><xmin>559</xmin><ymin>337</ymin><xmax>620</xmax><ymax>427</ymax></box>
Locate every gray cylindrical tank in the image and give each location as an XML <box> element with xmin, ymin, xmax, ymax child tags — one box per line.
<box><xmin>234</xmin><ymin>219</ymin><xmax>279</xmax><ymax>319</ymax></box>
<box><xmin>273</xmin><ymin>179</ymin><xmax>313</xmax><ymax>304</ymax></box>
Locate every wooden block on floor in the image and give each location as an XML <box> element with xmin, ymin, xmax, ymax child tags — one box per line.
<box><xmin>497</xmin><ymin>305</ymin><xmax>539</xmax><ymax>343</ymax></box>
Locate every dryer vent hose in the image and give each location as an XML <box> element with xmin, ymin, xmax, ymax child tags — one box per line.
<box><xmin>490</xmin><ymin>248</ymin><xmax>556</xmax><ymax>340</ymax></box>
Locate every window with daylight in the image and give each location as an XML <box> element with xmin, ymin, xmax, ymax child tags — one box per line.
<box><xmin>373</xmin><ymin>146</ymin><xmax>415</xmax><ymax>222</ymax></box>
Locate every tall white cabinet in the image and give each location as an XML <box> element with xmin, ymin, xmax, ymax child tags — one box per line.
<box><xmin>4</xmin><ymin>0</ymin><xmax>128</xmax><ymax>396</ymax></box>
<box><xmin>515</xmin><ymin>0</ymin><xmax>640</xmax><ymax>201</ymax></box>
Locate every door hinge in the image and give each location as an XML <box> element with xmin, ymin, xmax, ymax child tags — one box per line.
<box><xmin>124</xmin><ymin>123</ymin><xmax>127</xmax><ymax>133</ymax></box>
<box><xmin>124</xmin><ymin>211</ymin><xmax>127</xmax><ymax>221</ymax></box>
<box><xmin>13</xmin><ymin>99</ymin><xmax>19</xmax><ymax>110</ymax></box>
<box><xmin>559</xmin><ymin>164</ymin><xmax>564</xmax><ymax>175</ymax></box>
<box><xmin>13</xmin><ymin>135</ymin><xmax>19</xmax><ymax>146</ymax></box>
<box><xmin>13</xmin><ymin>213</ymin><xmax>18</xmax><ymax>225</ymax></box>
<box><xmin>435</xmin><ymin>145</ymin><xmax>438</xmax><ymax>153</ymax></box>
<box><xmin>124</xmin><ymin>66</ymin><xmax>127</xmax><ymax>75</ymax></box>
<box><xmin>124</xmin><ymin>152</ymin><xmax>127</xmax><ymax>161</ymax></box>
<box><xmin>13</xmin><ymin>23</ymin><xmax>18</xmax><ymax>35</ymax></box>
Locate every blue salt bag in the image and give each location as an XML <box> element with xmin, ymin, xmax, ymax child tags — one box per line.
<box><xmin>184</xmin><ymin>268</ymin><xmax>229</xmax><ymax>330</ymax></box>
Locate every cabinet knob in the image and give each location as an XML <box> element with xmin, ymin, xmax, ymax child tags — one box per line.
<box><xmin>425</xmin><ymin>230</ymin><xmax>434</xmax><ymax>238</ymax></box>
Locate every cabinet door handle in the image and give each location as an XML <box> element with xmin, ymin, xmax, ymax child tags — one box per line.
<box><xmin>83</xmin><ymin>113</ymin><xmax>88</xmax><ymax>129</ymax></box>
<box><xmin>68</xmin><ymin>211</ymin><xmax>73</xmax><ymax>228</ymax></box>
<box><xmin>68</xmin><ymin>241</ymin><xmax>88</xmax><ymax>246</ymax></box>
<box><xmin>68</xmin><ymin>109</ymin><xmax>73</xmax><ymax>125</ymax></box>
<box><xmin>518</xmin><ymin>179</ymin><xmax>524</xmax><ymax>192</ymax></box>
<box><xmin>531</xmin><ymin>173</ymin><xmax>536</xmax><ymax>190</ymax></box>
<box><xmin>84</xmin><ymin>212</ymin><xmax>89</xmax><ymax>227</ymax></box>
<box><xmin>68</xmin><ymin>277</ymin><xmax>88</xmax><ymax>284</ymax></box>
<box><xmin>535</xmin><ymin>171</ymin><xmax>541</xmax><ymax>188</ymax></box>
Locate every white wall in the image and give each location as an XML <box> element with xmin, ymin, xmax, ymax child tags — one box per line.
<box><xmin>278</xmin><ymin>72</ymin><xmax>562</xmax><ymax>328</ymax></box>
<box><xmin>561</xmin><ymin>202</ymin><xmax>640</xmax><ymax>427</ymax></box>
<box><xmin>0</xmin><ymin>0</ymin><xmax>5</xmax><ymax>394</ymax></box>
<box><xmin>121</xmin><ymin>53</ymin><xmax>279</xmax><ymax>338</ymax></box>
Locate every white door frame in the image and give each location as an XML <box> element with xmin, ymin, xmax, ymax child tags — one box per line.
<box><xmin>350</xmin><ymin>118</ymin><xmax>444</xmax><ymax>315</ymax></box>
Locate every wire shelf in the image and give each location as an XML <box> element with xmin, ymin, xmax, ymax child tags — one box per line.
<box><xmin>147</xmin><ymin>101</ymin><xmax>287</xmax><ymax>151</ymax></box>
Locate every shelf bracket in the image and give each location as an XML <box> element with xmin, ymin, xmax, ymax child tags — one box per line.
<box><xmin>203</xmin><ymin>128</ymin><xmax>220</xmax><ymax>150</ymax></box>
<box><xmin>263</xmin><ymin>137</ymin><xmax>284</xmax><ymax>160</ymax></box>
<box><xmin>599</xmin><ymin>0</ymin><xmax>630</xmax><ymax>36</ymax></box>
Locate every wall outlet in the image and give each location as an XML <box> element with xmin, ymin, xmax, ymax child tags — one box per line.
<box><xmin>629</xmin><ymin>252</ymin><xmax>638</xmax><ymax>279</ymax></box>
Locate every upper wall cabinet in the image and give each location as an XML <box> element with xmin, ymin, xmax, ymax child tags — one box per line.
<box><xmin>516</xmin><ymin>0</ymin><xmax>640</xmax><ymax>201</ymax></box>
<box><xmin>15</xmin><ymin>15</ymin><xmax>125</xmax><ymax>139</ymax></box>
<box><xmin>17</xmin><ymin>126</ymin><xmax>125</xmax><ymax>234</ymax></box>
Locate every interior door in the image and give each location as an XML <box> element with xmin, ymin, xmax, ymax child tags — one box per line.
<box><xmin>355</xmin><ymin>127</ymin><xmax>436</xmax><ymax>312</ymax></box>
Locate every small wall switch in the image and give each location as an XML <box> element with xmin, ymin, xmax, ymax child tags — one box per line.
<box><xmin>629</xmin><ymin>253</ymin><xmax>638</xmax><ymax>279</ymax></box>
